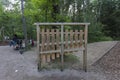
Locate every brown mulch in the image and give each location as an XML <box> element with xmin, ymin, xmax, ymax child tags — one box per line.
<box><xmin>0</xmin><ymin>41</ymin><xmax>9</xmax><ymax>46</ymax></box>
<box><xmin>93</xmin><ymin>42</ymin><xmax>120</xmax><ymax>80</ymax></box>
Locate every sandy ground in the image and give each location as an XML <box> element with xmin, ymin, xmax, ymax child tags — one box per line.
<box><xmin>0</xmin><ymin>41</ymin><xmax>118</xmax><ymax>80</ymax></box>
<box><xmin>93</xmin><ymin>42</ymin><xmax>120</xmax><ymax>80</ymax></box>
<box><xmin>75</xmin><ymin>41</ymin><xmax>118</xmax><ymax>66</ymax></box>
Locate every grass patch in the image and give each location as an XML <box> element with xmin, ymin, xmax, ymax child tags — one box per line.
<box><xmin>39</xmin><ymin>53</ymin><xmax>79</xmax><ymax>70</ymax></box>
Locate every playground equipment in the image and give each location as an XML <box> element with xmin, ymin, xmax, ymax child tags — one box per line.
<box><xmin>34</xmin><ymin>23</ymin><xmax>90</xmax><ymax>71</ymax></box>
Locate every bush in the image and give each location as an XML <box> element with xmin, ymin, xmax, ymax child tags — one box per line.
<box><xmin>88</xmin><ymin>22</ymin><xmax>113</xmax><ymax>43</ymax></box>
<box><xmin>88</xmin><ymin>31</ymin><xmax>113</xmax><ymax>43</ymax></box>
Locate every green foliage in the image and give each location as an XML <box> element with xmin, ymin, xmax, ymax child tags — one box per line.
<box><xmin>100</xmin><ymin>0</ymin><xmax>120</xmax><ymax>40</ymax></box>
<box><xmin>0</xmin><ymin>0</ymin><xmax>119</xmax><ymax>42</ymax></box>
<box><xmin>88</xmin><ymin>31</ymin><xmax>113</xmax><ymax>43</ymax></box>
<box><xmin>88</xmin><ymin>20</ymin><xmax>113</xmax><ymax>42</ymax></box>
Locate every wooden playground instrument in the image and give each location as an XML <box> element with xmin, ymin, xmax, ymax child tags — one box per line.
<box><xmin>34</xmin><ymin>23</ymin><xmax>90</xmax><ymax>71</ymax></box>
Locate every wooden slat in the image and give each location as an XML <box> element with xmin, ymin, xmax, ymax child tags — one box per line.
<box><xmin>39</xmin><ymin>40</ymin><xmax>84</xmax><ymax>46</ymax></box>
<box><xmin>46</xmin><ymin>54</ymin><xmax>51</xmax><ymax>62</ymax></box>
<box><xmin>56</xmin><ymin>29</ymin><xmax>60</xmax><ymax>58</ymax></box>
<box><xmin>45</xmin><ymin>29</ymin><xmax>51</xmax><ymax>62</ymax></box>
<box><xmin>41</xmin><ymin>54</ymin><xmax>46</xmax><ymax>64</ymax></box>
<box><xmin>56</xmin><ymin>29</ymin><xmax>60</xmax><ymax>49</ymax></box>
<box><xmin>41</xmin><ymin>29</ymin><xmax>47</xmax><ymax>63</ymax></box>
<box><xmin>41</xmin><ymin>29</ymin><xmax>45</xmax><ymax>51</ymax></box>
<box><xmin>46</xmin><ymin>29</ymin><xmax>50</xmax><ymax>62</ymax></box>
<box><xmin>70</xmin><ymin>30</ymin><xmax>73</xmax><ymax>48</ymax></box>
<box><xmin>46</xmin><ymin>29</ymin><xmax>50</xmax><ymax>51</ymax></box>
<box><xmin>51</xmin><ymin>29</ymin><xmax>55</xmax><ymax>49</ymax></box>
<box><xmin>65</xmin><ymin>30</ymin><xmax>69</xmax><ymax>49</ymax></box>
<box><xmin>80</xmin><ymin>30</ymin><xmax>83</xmax><ymax>47</ymax></box>
<box><xmin>56</xmin><ymin>53</ymin><xmax>60</xmax><ymax>58</ymax></box>
<box><xmin>51</xmin><ymin>53</ymin><xmax>55</xmax><ymax>59</ymax></box>
<box><xmin>75</xmin><ymin>30</ymin><xmax>78</xmax><ymax>48</ymax></box>
<box><xmin>51</xmin><ymin>29</ymin><xmax>55</xmax><ymax>60</ymax></box>
<box><xmin>40</xmin><ymin>32</ymin><xmax>84</xmax><ymax>35</ymax></box>
<box><xmin>40</xmin><ymin>47</ymin><xmax>84</xmax><ymax>54</ymax></box>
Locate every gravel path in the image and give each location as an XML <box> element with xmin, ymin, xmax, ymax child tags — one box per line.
<box><xmin>0</xmin><ymin>41</ymin><xmax>119</xmax><ymax>80</ymax></box>
<box><xmin>75</xmin><ymin>41</ymin><xmax>118</xmax><ymax>66</ymax></box>
<box><xmin>93</xmin><ymin>42</ymin><xmax>120</xmax><ymax>80</ymax></box>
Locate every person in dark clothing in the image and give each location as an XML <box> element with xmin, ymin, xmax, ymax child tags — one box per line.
<box><xmin>10</xmin><ymin>34</ymin><xmax>19</xmax><ymax>47</ymax></box>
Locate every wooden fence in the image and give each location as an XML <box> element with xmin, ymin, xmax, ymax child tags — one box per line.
<box><xmin>34</xmin><ymin>23</ymin><xmax>90</xmax><ymax>71</ymax></box>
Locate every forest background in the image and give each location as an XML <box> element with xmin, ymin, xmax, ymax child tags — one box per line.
<box><xmin>0</xmin><ymin>0</ymin><xmax>120</xmax><ymax>42</ymax></box>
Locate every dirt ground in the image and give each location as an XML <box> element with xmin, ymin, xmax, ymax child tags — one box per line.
<box><xmin>93</xmin><ymin>42</ymin><xmax>120</xmax><ymax>80</ymax></box>
<box><xmin>0</xmin><ymin>41</ymin><xmax>119</xmax><ymax>80</ymax></box>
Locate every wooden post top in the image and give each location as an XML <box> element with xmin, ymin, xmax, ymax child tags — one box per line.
<box><xmin>34</xmin><ymin>22</ymin><xmax>90</xmax><ymax>26</ymax></box>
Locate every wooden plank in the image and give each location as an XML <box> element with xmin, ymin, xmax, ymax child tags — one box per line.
<box><xmin>40</xmin><ymin>32</ymin><xmax>84</xmax><ymax>35</ymax></box>
<box><xmin>70</xmin><ymin>30</ymin><xmax>73</xmax><ymax>48</ymax></box>
<box><xmin>51</xmin><ymin>29</ymin><xmax>55</xmax><ymax>49</ymax></box>
<box><xmin>56</xmin><ymin>29</ymin><xmax>60</xmax><ymax>50</ymax></box>
<box><xmin>65</xmin><ymin>29</ymin><xmax>69</xmax><ymax>55</ymax></box>
<box><xmin>46</xmin><ymin>54</ymin><xmax>51</xmax><ymax>62</ymax></box>
<box><xmin>75</xmin><ymin>30</ymin><xmax>78</xmax><ymax>48</ymax></box>
<box><xmin>41</xmin><ymin>29</ymin><xmax>45</xmax><ymax>52</ymax></box>
<box><xmin>41</xmin><ymin>29</ymin><xmax>47</xmax><ymax>63</ymax></box>
<box><xmin>39</xmin><ymin>40</ymin><xmax>84</xmax><ymax>46</ymax></box>
<box><xmin>44</xmin><ymin>30</ymin><xmax>47</xmax><ymax>51</ymax></box>
<box><xmin>56</xmin><ymin>53</ymin><xmax>60</xmax><ymax>58</ymax></box>
<box><xmin>34</xmin><ymin>23</ymin><xmax>90</xmax><ymax>26</ymax></box>
<box><xmin>65</xmin><ymin>29</ymin><xmax>69</xmax><ymax>49</ymax></box>
<box><xmin>80</xmin><ymin>30</ymin><xmax>83</xmax><ymax>47</ymax></box>
<box><xmin>45</xmin><ymin>29</ymin><xmax>51</xmax><ymax>62</ymax></box>
<box><xmin>46</xmin><ymin>29</ymin><xmax>50</xmax><ymax>62</ymax></box>
<box><xmin>56</xmin><ymin>29</ymin><xmax>60</xmax><ymax>58</ymax></box>
<box><xmin>46</xmin><ymin>29</ymin><xmax>50</xmax><ymax>51</ymax></box>
<box><xmin>40</xmin><ymin>47</ymin><xmax>84</xmax><ymax>54</ymax></box>
<box><xmin>41</xmin><ymin>54</ymin><xmax>46</xmax><ymax>64</ymax></box>
<box><xmin>51</xmin><ymin>29</ymin><xmax>55</xmax><ymax>60</ymax></box>
<box><xmin>51</xmin><ymin>53</ymin><xmax>55</xmax><ymax>59</ymax></box>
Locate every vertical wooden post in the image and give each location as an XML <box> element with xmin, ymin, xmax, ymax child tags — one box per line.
<box><xmin>61</xmin><ymin>24</ymin><xmax>64</xmax><ymax>71</ymax></box>
<box><xmin>36</xmin><ymin>25</ymin><xmax>41</xmax><ymax>71</ymax></box>
<box><xmin>83</xmin><ymin>24</ymin><xmax>88</xmax><ymax>72</ymax></box>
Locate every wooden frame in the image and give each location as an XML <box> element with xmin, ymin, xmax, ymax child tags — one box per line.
<box><xmin>34</xmin><ymin>23</ymin><xmax>90</xmax><ymax>71</ymax></box>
